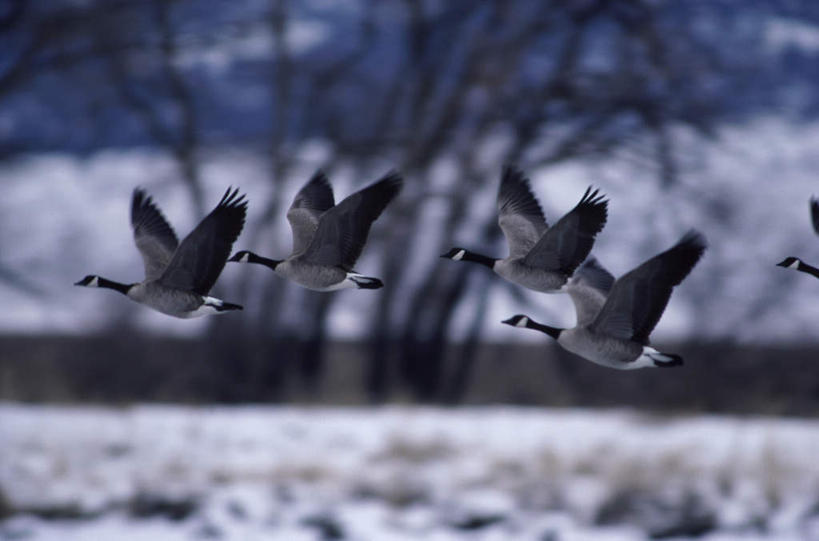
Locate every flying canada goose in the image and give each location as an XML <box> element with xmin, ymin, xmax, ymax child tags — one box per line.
<box><xmin>441</xmin><ymin>165</ymin><xmax>608</xmax><ymax>293</ymax></box>
<box><xmin>229</xmin><ymin>170</ymin><xmax>402</xmax><ymax>290</ymax></box>
<box><xmin>75</xmin><ymin>187</ymin><xmax>247</xmax><ymax>318</ymax></box>
<box><xmin>502</xmin><ymin>230</ymin><xmax>707</xmax><ymax>369</ymax></box>
<box><xmin>777</xmin><ymin>197</ymin><xmax>819</xmax><ymax>279</ymax></box>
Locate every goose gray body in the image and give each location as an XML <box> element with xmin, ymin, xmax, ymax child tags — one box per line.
<box><xmin>551</xmin><ymin>257</ymin><xmax>644</xmax><ymax>366</ymax></box>
<box><xmin>553</xmin><ymin>327</ymin><xmax>646</xmax><ymax>368</ymax></box>
<box><xmin>776</xmin><ymin>197</ymin><xmax>819</xmax><ymax>279</ymax></box>
<box><xmin>75</xmin><ymin>187</ymin><xmax>247</xmax><ymax>318</ymax></box>
<box><xmin>442</xmin><ymin>165</ymin><xmax>608</xmax><ymax>293</ymax></box>
<box><xmin>272</xmin><ymin>260</ymin><xmax>368</xmax><ymax>291</ymax></box>
<box><xmin>503</xmin><ymin>230</ymin><xmax>707</xmax><ymax>369</ymax></box>
<box><xmin>229</xmin><ymin>170</ymin><xmax>403</xmax><ymax>291</ymax></box>
<box><xmin>492</xmin><ymin>259</ymin><xmax>568</xmax><ymax>292</ymax></box>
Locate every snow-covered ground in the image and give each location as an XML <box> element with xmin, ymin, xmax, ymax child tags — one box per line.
<box><xmin>2</xmin><ymin>404</ymin><xmax>819</xmax><ymax>540</ymax></box>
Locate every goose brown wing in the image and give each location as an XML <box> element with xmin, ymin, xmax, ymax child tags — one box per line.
<box><xmin>131</xmin><ymin>188</ymin><xmax>179</xmax><ymax>281</ymax></box>
<box><xmin>287</xmin><ymin>170</ymin><xmax>335</xmax><ymax>255</ymax></box>
<box><xmin>301</xmin><ymin>172</ymin><xmax>402</xmax><ymax>269</ymax></box>
<box><xmin>566</xmin><ymin>257</ymin><xmax>614</xmax><ymax>327</ymax></box>
<box><xmin>522</xmin><ymin>187</ymin><xmax>608</xmax><ymax>274</ymax></box>
<box><xmin>497</xmin><ymin>165</ymin><xmax>548</xmax><ymax>258</ymax></box>
<box><xmin>160</xmin><ymin>187</ymin><xmax>247</xmax><ymax>295</ymax></box>
<box><xmin>590</xmin><ymin>230</ymin><xmax>706</xmax><ymax>344</ymax></box>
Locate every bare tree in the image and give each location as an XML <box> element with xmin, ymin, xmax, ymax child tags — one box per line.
<box><xmin>0</xmin><ymin>0</ymin><xmax>740</xmax><ymax>402</ymax></box>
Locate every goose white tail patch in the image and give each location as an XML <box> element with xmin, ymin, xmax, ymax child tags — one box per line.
<box><xmin>182</xmin><ymin>296</ymin><xmax>229</xmax><ymax>318</ymax></box>
<box><xmin>452</xmin><ymin>249</ymin><xmax>466</xmax><ymax>261</ymax></box>
<box><xmin>630</xmin><ymin>346</ymin><xmax>662</xmax><ymax>369</ymax></box>
<box><xmin>637</xmin><ymin>346</ymin><xmax>683</xmax><ymax>369</ymax></box>
<box><xmin>313</xmin><ymin>274</ymin><xmax>363</xmax><ymax>292</ymax></box>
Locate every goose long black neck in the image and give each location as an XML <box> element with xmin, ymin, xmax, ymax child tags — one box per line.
<box><xmin>77</xmin><ymin>276</ymin><xmax>132</xmax><ymax>295</ymax></box>
<box><xmin>797</xmin><ymin>260</ymin><xmax>819</xmax><ymax>279</ymax></box>
<box><xmin>101</xmin><ymin>277</ymin><xmax>132</xmax><ymax>295</ymax></box>
<box><xmin>527</xmin><ymin>320</ymin><xmax>563</xmax><ymax>340</ymax></box>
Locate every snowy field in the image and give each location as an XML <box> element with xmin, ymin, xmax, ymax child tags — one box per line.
<box><xmin>2</xmin><ymin>405</ymin><xmax>819</xmax><ymax>540</ymax></box>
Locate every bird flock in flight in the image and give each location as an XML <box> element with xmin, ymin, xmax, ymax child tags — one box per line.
<box><xmin>75</xmin><ymin>167</ymin><xmax>816</xmax><ymax>370</ymax></box>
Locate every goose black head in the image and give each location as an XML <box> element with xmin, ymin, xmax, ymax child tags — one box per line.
<box><xmin>440</xmin><ymin>247</ymin><xmax>467</xmax><ymax>261</ymax></box>
<box><xmin>74</xmin><ymin>275</ymin><xmax>133</xmax><ymax>295</ymax></box>
<box><xmin>776</xmin><ymin>257</ymin><xmax>800</xmax><ymax>269</ymax></box>
<box><xmin>228</xmin><ymin>251</ymin><xmax>253</xmax><ymax>263</ymax></box>
<box><xmin>74</xmin><ymin>275</ymin><xmax>101</xmax><ymax>287</ymax></box>
<box><xmin>502</xmin><ymin>315</ymin><xmax>530</xmax><ymax>328</ymax></box>
<box><xmin>502</xmin><ymin>314</ymin><xmax>562</xmax><ymax>339</ymax></box>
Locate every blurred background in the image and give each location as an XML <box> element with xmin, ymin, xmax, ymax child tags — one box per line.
<box><xmin>2</xmin><ymin>0</ymin><xmax>819</xmax><ymax>539</ymax></box>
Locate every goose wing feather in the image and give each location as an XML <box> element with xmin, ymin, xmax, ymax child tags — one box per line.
<box><xmin>301</xmin><ymin>172</ymin><xmax>402</xmax><ymax>269</ymax></box>
<box><xmin>590</xmin><ymin>230</ymin><xmax>706</xmax><ymax>344</ymax></box>
<box><xmin>159</xmin><ymin>187</ymin><xmax>247</xmax><ymax>295</ymax></box>
<box><xmin>522</xmin><ymin>187</ymin><xmax>608</xmax><ymax>274</ymax></box>
<box><xmin>131</xmin><ymin>188</ymin><xmax>179</xmax><ymax>281</ymax></box>
<box><xmin>287</xmin><ymin>170</ymin><xmax>335</xmax><ymax>255</ymax></box>
<box><xmin>497</xmin><ymin>165</ymin><xmax>548</xmax><ymax>258</ymax></box>
<box><xmin>566</xmin><ymin>257</ymin><xmax>614</xmax><ymax>327</ymax></box>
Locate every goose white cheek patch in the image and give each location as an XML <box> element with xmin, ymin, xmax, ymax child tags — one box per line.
<box><xmin>516</xmin><ymin>317</ymin><xmax>529</xmax><ymax>328</ymax></box>
<box><xmin>453</xmin><ymin>250</ymin><xmax>466</xmax><ymax>261</ymax></box>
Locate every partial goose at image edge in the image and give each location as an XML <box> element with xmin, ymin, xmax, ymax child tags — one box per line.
<box><xmin>776</xmin><ymin>196</ymin><xmax>819</xmax><ymax>279</ymax></box>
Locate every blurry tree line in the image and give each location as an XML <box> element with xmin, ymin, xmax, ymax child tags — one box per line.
<box><xmin>0</xmin><ymin>0</ymin><xmax>814</xmax><ymax>403</ymax></box>
<box><xmin>5</xmin><ymin>333</ymin><xmax>819</xmax><ymax>415</ymax></box>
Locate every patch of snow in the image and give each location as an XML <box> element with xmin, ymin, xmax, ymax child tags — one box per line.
<box><xmin>2</xmin><ymin>405</ymin><xmax>819</xmax><ymax>539</ymax></box>
<box><xmin>765</xmin><ymin>17</ymin><xmax>819</xmax><ymax>53</ymax></box>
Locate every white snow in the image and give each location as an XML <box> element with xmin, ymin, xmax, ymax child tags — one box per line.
<box><xmin>1</xmin><ymin>405</ymin><xmax>819</xmax><ymax>540</ymax></box>
<box><xmin>765</xmin><ymin>17</ymin><xmax>819</xmax><ymax>53</ymax></box>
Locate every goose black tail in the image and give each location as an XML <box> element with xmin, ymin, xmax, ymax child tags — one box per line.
<box><xmin>214</xmin><ymin>301</ymin><xmax>243</xmax><ymax>312</ymax></box>
<box><xmin>652</xmin><ymin>352</ymin><xmax>683</xmax><ymax>368</ymax></box>
<box><xmin>351</xmin><ymin>276</ymin><xmax>383</xmax><ymax>289</ymax></box>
